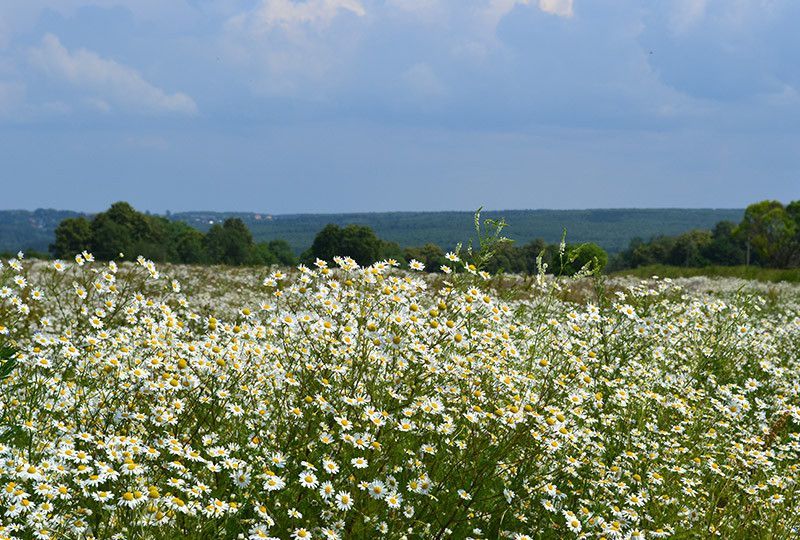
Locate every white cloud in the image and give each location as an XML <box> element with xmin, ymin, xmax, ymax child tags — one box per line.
<box><xmin>223</xmin><ymin>0</ymin><xmax>369</xmax><ymax>96</ymax></box>
<box><xmin>384</xmin><ymin>0</ymin><xmax>450</xmax><ymax>23</ymax></box>
<box><xmin>670</xmin><ymin>0</ymin><xmax>708</xmax><ymax>33</ymax></box>
<box><xmin>232</xmin><ymin>0</ymin><xmax>366</xmax><ymax>32</ymax></box>
<box><xmin>538</xmin><ymin>0</ymin><xmax>573</xmax><ymax>18</ymax></box>
<box><xmin>484</xmin><ymin>0</ymin><xmax>573</xmax><ymax>35</ymax></box>
<box><xmin>29</xmin><ymin>34</ymin><xmax>197</xmax><ymax>115</ymax></box>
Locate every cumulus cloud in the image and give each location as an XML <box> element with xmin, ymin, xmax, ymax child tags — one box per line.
<box><xmin>28</xmin><ymin>34</ymin><xmax>197</xmax><ymax>115</ymax></box>
<box><xmin>538</xmin><ymin>0</ymin><xmax>574</xmax><ymax>18</ymax></box>
<box><xmin>483</xmin><ymin>0</ymin><xmax>573</xmax><ymax>37</ymax></box>
<box><xmin>231</xmin><ymin>0</ymin><xmax>366</xmax><ymax>32</ymax></box>
<box><xmin>669</xmin><ymin>0</ymin><xmax>708</xmax><ymax>33</ymax></box>
<box><xmin>223</xmin><ymin>0</ymin><xmax>369</xmax><ymax>97</ymax></box>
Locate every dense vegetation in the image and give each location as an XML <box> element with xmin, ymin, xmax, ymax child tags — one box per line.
<box><xmin>46</xmin><ymin>203</ymin><xmax>608</xmax><ymax>277</ymax></box>
<box><xmin>0</xmin><ymin>209</ymin><xmax>82</xmax><ymax>259</ymax></box>
<box><xmin>49</xmin><ymin>202</ymin><xmax>296</xmax><ymax>267</ymax></box>
<box><xmin>611</xmin><ymin>200</ymin><xmax>800</xmax><ymax>271</ymax></box>
<box><xmin>0</xmin><ymin>207</ymin><xmax>742</xmax><ymax>256</ymax></box>
<box><xmin>11</xmin><ymin>200</ymin><xmax>800</xmax><ymax>281</ymax></box>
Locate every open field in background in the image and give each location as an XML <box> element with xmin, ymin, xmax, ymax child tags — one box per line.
<box><xmin>0</xmin><ymin>255</ymin><xmax>798</xmax><ymax>539</ymax></box>
<box><xmin>613</xmin><ymin>265</ymin><xmax>800</xmax><ymax>284</ymax></box>
<box><xmin>0</xmin><ymin>208</ymin><xmax>744</xmax><ymax>255</ymax></box>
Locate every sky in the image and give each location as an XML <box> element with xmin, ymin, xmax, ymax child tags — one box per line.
<box><xmin>0</xmin><ymin>0</ymin><xmax>798</xmax><ymax>213</ymax></box>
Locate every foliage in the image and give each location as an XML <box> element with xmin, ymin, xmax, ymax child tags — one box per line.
<box><xmin>303</xmin><ymin>224</ymin><xmax>405</xmax><ymax>267</ymax></box>
<box><xmin>612</xmin><ymin>199</ymin><xmax>800</xmax><ymax>273</ymax></box>
<box><xmin>50</xmin><ymin>217</ymin><xmax>92</xmax><ymax>259</ymax></box>
<box><xmin>205</xmin><ymin>218</ymin><xmax>257</xmax><ymax>266</ymax></box>
<box><xmin>561</xmin><ymin>243</ymin><xmax>608</xmax><ymax>276</ymax></box>
<box><xmin>37</xmin><ymin>199</ymin><xmax>800</xmax><ymax>279</ymax></box>
<box><xmin>735</xmin><ymin>200</ymin><xmax>798</xmax><ymax>268</ymax></box>
<box><xmin>50</xmin><ymin>203</ymin><xmax>294</xmax><ymax>267</ymax></box>
<box><xmin>4</xmin><ymin>208</ymin><xmax>746</xmax><ymax>256</ymax></box>
<box><xmin>403</xmin><ymin>244</ymin><xmax>448</xmax><ymax>273</ymax></box>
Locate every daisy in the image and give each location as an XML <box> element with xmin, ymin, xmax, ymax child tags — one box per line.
<box><xmin>335</xmin><ymin>491</ymin><xmax>354</xmax><ymax>511</ymax></box>
<box><xmin>385</xmin><ymin>492</ymin><xmax>402</xmax><ymax>509</ymax></box>
<box><xmin>350</xmin><ymin>457</ymin><xmax>368</xmax><ymax>469</ymax></box>
<box><xmin>299</xmin><ymin>471</ymin><xmax>319</xmax><ymax>489</ymax></box>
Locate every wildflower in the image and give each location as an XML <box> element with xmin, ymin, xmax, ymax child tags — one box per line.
<box><xmin>299</xmin><ymin>471</ymin><xmax>319</xmax><ymax>489</ymax></box>
<box><xmin>350</xmin><ymin>457</ymin><xmax>368</xmax><ymax>469</ymax></box>
<box><xmin>335</xmin><ymin>491</ymin><xmax>354</xmax><ymax>511</ymax></box>
<box><xmin>564</xmin><ymin>513</ymin><xmax>581</xmax><ymax>533</ymax></box>
<box><xmin>385</xmin><ymin>492</ymin><xmax>402</xmax><ymax>508</ymax></box>
<box><xmin>322</xmin><ymin>459</ymin><xmax>339</xmax><ymax>475</ymax></box>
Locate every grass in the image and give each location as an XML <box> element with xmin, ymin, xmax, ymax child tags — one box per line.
<box><xmin>612</xmin><ymin>264</ymin><xmax>800</xmax><ymax>283</ymax></box>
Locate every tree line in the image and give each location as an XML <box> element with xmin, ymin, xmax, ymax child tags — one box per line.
<box><xmin>49</xmin><ymin>202</ymin><xmax>609</xmax><ymax>275</ymax></box>
<box><xmin>610</xmin><ymin>200</ymin><xmax>800</xmax><ymax>270</ymax></box>
<box><xmin>43</xmin><ymin>199</ymin><xmax>800</xmax><ymax>274</ymax></box>
<box><xmin>51</xmin><ymin>202</ymin><xmax>296</xmax><ymax>266</ymax></box>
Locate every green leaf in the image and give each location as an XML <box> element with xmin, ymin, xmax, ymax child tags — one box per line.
<box><xmin>0</xmin><ymin>345</ymin><xmax>17</xmax><ymax>381</ymax></box>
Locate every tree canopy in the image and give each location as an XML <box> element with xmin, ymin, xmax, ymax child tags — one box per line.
<box><xmin>50</xmin><ymin>202</ymin><xmax>297</xmax><ymax>267</ymax></box>
<box><xmin>611</xmin><ymin>199</ymin><xmax>800</xmax><ymax>270</ymax></box>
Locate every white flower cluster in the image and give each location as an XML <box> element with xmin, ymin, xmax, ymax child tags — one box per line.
<box><xmin>0</xmin><ymin>254</ymin><xmax>798</xmax><ymax>539</ymax></box>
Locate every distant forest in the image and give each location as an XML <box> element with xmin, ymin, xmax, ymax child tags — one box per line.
<box><xmin>0</xmin><ymin>207</ymin><xmax>743</xmax><ymax>256</ymax></box>
<box><xmin>4</xmin><ymin>201</ymin><xmax>799</xmax><ymax>274</ymax></box>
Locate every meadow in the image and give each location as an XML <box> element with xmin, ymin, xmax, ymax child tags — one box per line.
<box><xmin>0</xmin><ymin>250</ymin><xmax>798</xmax><ymax>539</ymax></box>
<box><xmin>614</xmin><ymin>265</ymin><xmax>800</xmax><ymax>284</ymax></box>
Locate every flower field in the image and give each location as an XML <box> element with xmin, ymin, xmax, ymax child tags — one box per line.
<box><xmin>0</xmin><ymin>253</ymin><xmax>799</xmax><ymax>539</ymax></box>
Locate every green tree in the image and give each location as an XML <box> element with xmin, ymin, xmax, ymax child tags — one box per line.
<box><xmin>49</xmin><ymin>202</ymin><xmax>306</xmax><ymax>266</ymax></box>
<box><xmin>562</xmin><ymin>243</ymin><xmax>608</xmax><ymax>276</ymax></box>
<box><xmin>252</xmin><ymin>242</ymin><xmax>278</xmax><ymax>266</ymax></box>
<box><xmin>786</xmin><ymin>201</ymin><xmax>800</xmax><ymax>267</ymax></box>
<box><xmin>205</xmin><ymin>218</ymin><xmax>255</xmax><ymax>266</ymax></box>
<box><xmin>702</xmin><ymin>221</ymin><xmax>746</xmax><ymax>266</ymax></box>
<box><xmin>267</xmin><ymin>240</ymin><xmax>297</xmax><ymax>266</ymax></box>
<box><xmin>50</xmin><ymin>217</ymin><xmax>92</xmax><ymax>258</ymax></box>
<box><xmin>304</xmin><ymin>224</ymin><xmax>343</xmax><ymax>264</ymax></box>
<box><xmin>378</xmin><ymin>240</ymin><xmax>405</xmax><ymax>264</ymax></box>
<box><xmin>170</xmin><ymin>222</ymin><xmax>208</xmax><ymax>264</ymax></box>
<box><xmin>340</xmin><ymin>225</ymin><xmax>382</xmax><ymax>266</ymax></box>
<box><xmin>668</xmin><ymin>230</ymin><xmax>712</xmax><ymax>267</ymax></box>
<box><xmin>304</xmin><ymin>224</ymin><xmax>385</xmax><ymax>266</ymax></box>
<box><xmin>483</xmin><ymin>242</ymin><xmax>525</xmax><ymax>275</ymax></box>
<box><xmin>404</xmin><ymin>243</ymin><xmax>447</xmax><ymax>272</ymax></box>
<box><xmin>90</xmin><ymin>202</ymin><xmax>156</xmax><ymax>260</ymax></box>
<box><xmin>90</xmin><ymin>218</ymin><xmax>131</xmax><ymax>260</ymax></box>
<box><xmin>521</xmin><ymin>239</ymin><xmax>550</xmax><ymax>274</ymax></box>
<box><xmin>735</xmin><ymin>200</ymin><xmax>797</xmax><ymax>267</ymax></box>
<box><xmin>786</xmin><ymin>200</ymin><xmax>800</xmax><ymax>225</ymax></box>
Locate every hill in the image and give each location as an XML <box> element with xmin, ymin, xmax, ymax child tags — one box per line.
<box><xmin>0</xmin><ymin>208</ymin><xmax>744</xmax><ymax>256</ymax></box>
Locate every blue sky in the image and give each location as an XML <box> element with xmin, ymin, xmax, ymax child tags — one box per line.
<box><xmin>0</xmin><ymin>0</ymin><xmax>798</xmax><ymax>213</ymax></box>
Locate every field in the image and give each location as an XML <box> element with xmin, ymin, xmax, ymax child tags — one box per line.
<box><xmin>0</xmin><ymin>208</ymin><xmax>744</xmax><ymax>255</ymax></box>
<box><xmin>0</xmin><ymin>253</ymin><xmax>798</xmax><ymax>539</ymax></box>
<box><xmin>614</xmin><ymin>265</ymin><xmax>800</xmax><ymax>284</ymax></box>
